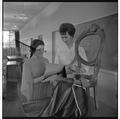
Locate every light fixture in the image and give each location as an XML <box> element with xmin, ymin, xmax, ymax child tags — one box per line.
<box><xmin>14</xmin><ymin>2</ymin><xmax>29</xmax><ymax>20</ymax></box>
<box><xmin>14</xmin><ymin>14</ymin><xmax>29</xmax><ymax>20</ymax></box>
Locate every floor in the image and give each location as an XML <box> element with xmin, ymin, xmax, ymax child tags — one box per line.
<box><xmin>2</xmin><ymin>81</ymin><xmax>117</xmax><ymax>117</ymax></box>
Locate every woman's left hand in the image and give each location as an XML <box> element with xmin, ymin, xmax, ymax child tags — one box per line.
<box><xmin>42</xmin><ymin>75</ymin><xmax>59</xmax><ymax>86</ymax></box>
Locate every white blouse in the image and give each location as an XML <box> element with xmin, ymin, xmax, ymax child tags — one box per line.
<box><xmin>55</xmin><ymin>42</ymin><xmax>91</xmax><ymax>74</ymax></box>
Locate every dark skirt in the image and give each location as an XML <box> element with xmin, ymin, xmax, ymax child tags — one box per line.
<box><xmin>21</xmin><ymin>78</ymin><xmax>88</xmax><ymax>117</ymax></box>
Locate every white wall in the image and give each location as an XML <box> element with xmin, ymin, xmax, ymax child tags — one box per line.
<box><xmin>97</xmin><ymin>69</ymin><xmax>117</xmax><ymax>110</ymax></box>
<box><xmin>20</xmin><ymin>2</ymin><xmax>118</xmax><ymax>62</ymax></box>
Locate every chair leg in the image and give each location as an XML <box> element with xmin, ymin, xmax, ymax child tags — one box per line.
<box><xmin>86</xmin><ymin>89</ymin><xmax>92</xmax><ymax>115</ymax></box>
<box><xmin>93</xmin><ymin>86</ymin><xmax>99</xmax><ymax>110</ymax></box>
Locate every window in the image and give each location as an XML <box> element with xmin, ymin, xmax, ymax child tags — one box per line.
<box><xmin>3</xmin><ymin>31</ymin><xmax>16</xmax><ymax>58</ymax></box>
<box><xmin>3</xmin><ymin>31</ymin><xmax>15</xmax><ymax>48</ymax></box>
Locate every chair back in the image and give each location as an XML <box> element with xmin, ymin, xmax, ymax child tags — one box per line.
<box><xmin>75</xmin><ymin>23</ymin><xmax>105</xmax><ymax>79</ymax></box>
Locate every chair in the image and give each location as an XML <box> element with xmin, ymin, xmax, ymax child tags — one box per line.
<box><xmin>74</xmin><ymin>23</ymin><xmax>105</xmax><ymax>110</ymax></box>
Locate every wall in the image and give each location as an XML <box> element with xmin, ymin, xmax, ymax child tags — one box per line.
<box><xmin>97</xmin><ymin>69</ymin><xmax>117</xmax><ymax>110</ymax></box>
<box><xmin>20</xmin><ymin>2</ymin><xmax>118</xmax><ymax>62</ymax></box>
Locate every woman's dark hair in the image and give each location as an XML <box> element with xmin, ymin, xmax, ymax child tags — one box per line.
<box><xmin>30</xmin><ymin>39</ymin><xmax>44</xmax><ymax>57</ymax></box>
<box><xmin>59</xmin><ymin>23</ymin><xmax>76</xmax><ymax>38</ymax></box>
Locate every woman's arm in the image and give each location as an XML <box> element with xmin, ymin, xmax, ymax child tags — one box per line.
<box><xmin>33</xmin><ymin>75</ymin><xmax>45</xmax><ymax>83</ymax></box>
<box><xmin>33</xmin><ymin>73</ymin><xmax>58</xmax><ymax>84</ymax></box>
<box><xmin>34</xmin><ymin>74</ymin><xmax>60</xmax><ymax>87</ymax></box>
<box><xmin>21</xmin><ymin>62</ymin><xmax>33</xmax><ymax>101</ymax></box>
<box><xmin>42</xmin><ymin>74</ymin><xmax>58</xmax><ymax>82</ymax></box>
<box><xmin>33</xmin><ymin>71</ymin><xmax>62</xmax><ymax>84</ymax></box>
<box><xmin>44</xmin><ymin>63</ymin><xmax>64</xmax><ymax>78</ymax></box>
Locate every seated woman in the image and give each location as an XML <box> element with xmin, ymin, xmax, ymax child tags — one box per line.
<box><xmin>20</xmin><ymin>39</ymin><xmax>87</xmax><ymax>117</ymax></box>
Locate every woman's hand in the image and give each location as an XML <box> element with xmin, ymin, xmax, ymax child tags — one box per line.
<box><xmin>34</xmin><ymin>75</ymin><xmax>45</xmax><ymax>83</ymax></box>
<box><xmin>40</xmin><ymin>75</ymin><xmax>45</xmax><ymax>81</ymax></box>
<box><xmin>41</xmin><ymin>75</ymin><xmax>58</xmax><ymax>82</ymax></box>
<box><xmin>65</xmin><ymin>65</ymin><xmax>73</xmax><ymax>74</ymax></box>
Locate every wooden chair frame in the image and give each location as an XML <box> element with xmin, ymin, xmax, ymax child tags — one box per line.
<box><xmin>74</xmin><ymin>23</ymin><xmax>105</xmax><ymax>110</ymax></box>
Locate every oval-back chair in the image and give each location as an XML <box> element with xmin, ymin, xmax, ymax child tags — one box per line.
<box><xmin>74</xmin><ymin>23</ymin><xmax>105</xmax><ymax>110</ymax></box>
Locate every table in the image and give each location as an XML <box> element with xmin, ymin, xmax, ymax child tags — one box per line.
<box><xmin>7</xmin><ymin>56</ymin><xmax>23</xmax><ymax>62</ymax></box>
<box><xmin>6</xmin><ymin>61</ymin><xmax>21</xmax><ymax>82</ymax></box>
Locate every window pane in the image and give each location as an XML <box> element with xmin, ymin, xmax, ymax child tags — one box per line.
<box><xmin>3</xmin><ymin>31</ymin><xmax>16</xmax><ymax>57</ymax></box>
<box><xmin>3</xmin><ymin>31</ymin><xmax>9</xmax><ymax>48</ymax></box>
<box><xmin>3</xmin><ymin>31</ymin><xmax>15</xmax><ymax>48</ymax></box>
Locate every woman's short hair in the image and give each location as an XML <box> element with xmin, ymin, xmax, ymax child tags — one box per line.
<box><xmin>59</xmin><ymin>23</ymin><xmax>76</xmax><ymax>37</ymax></box>
<box><xmin>30</xmin><ymin>39</ymin><xmax>44</xmax><ymax>57</ymax></box>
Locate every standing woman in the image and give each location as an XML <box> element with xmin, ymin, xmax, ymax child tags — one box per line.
<box><xmin>55</xmin><ymin>23</ymin><xmax>90</xmax><ymax>74</ymax></box>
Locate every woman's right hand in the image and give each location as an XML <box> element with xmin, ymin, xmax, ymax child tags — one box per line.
<box><xmin>41</xmin><ymin>75</ymin><xmax>58</xmax><ymax>83</ymax></box>
<box><xmin>40</xmin><ymin>75</ymin><xmax>46</xmax><ymax>82</ymax></box>
<box><xmin>65</xmin><ymin>65</ymin><xmax>73</xmax><ymax>74</ymax></box>
<box><xmin>34</xmin><ymin>75</ymin><xmax>45</xmax><ymax>83</ymax></box>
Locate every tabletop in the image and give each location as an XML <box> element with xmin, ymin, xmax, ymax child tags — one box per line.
<box><xmin>7</xmin><ymin>56</ymin><xmax>23</xmax><ymax>60</ymax></box>
<box><xmin>7</xmin><ymin>61</ymin><xmax>19</xmax><ymax>66</ymax></box>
